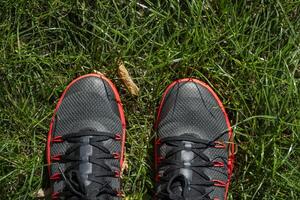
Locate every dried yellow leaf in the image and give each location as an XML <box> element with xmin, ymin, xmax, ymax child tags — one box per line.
<box><xmin>121</xmin><ymin>155</ymin><xmax>129</xmax><ymax>175</ymax></box>
<box><xmin>35</xmin><ymin>188</ymin><xmax>51</xmax><ymax>198</ymax></box>
<box><xmin>35</xmin><ymin>189</ymin><xmax>45</xmax><ymax>198</ymax></box>
<box><xmin>118</xmin><ymin>60</ymin><xmax>139</xmax><ymax>96</ymax></box>
<box><xmin>93</xmin><ymin>70</ymin><xmax>105</xmax><ymax>76</ymax></box>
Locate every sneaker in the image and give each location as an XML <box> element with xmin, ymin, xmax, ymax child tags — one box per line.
<box><xmin>154</xmin><ymin>78</ymin><xmax>234</xmax><ymax>200</ymax></box>
<box><xmin>47</xmin><ymin>74</ymin><xmax>126</xmax><ymax>199</ymax></box>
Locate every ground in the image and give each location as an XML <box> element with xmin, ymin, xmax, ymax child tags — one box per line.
<box><xmin>0</xmin><ymin>1</ymin><xmax>300</xmax><ymax>199</ymax></box>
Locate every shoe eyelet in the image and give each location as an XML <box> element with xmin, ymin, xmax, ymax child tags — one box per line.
<box><xmin>116</xmin><ymin>191</ymin><xmax>125</xmax><ymax>197</ymax></box>
<box><xmin>115</xmin><ymin>134</ymin><xmax>121</xmax><ymax>141</ymax></box>
<box><xmin>214</xmin><ymin>141</ymin><xmax>226</xmax><ymax>149</ymax></box>
<box><xmin>51</xmin><ymin>154</ymin><xmax>62</xmax><ymax>161</ymax></box>
<box><xmin>52</xmin><ymin>192</ymin><xmax>60</xmax><ymax>199</ymax></box>
<box><xmin>114</xmin><ymin>170</ymin><xmax>120</xmax><ymax>177</ymax></box>
<box><xmin>155</xmin><ymin>138</ymin><xmax>161</xmax><ymax>145</ymax></box>
<box><xmin>50</xmin><ymin>173</ymin><xmax>61</xmax><ymax>181</ymax></box>
<box><xmin>113</xmin><ymin>152</ymin><xmax>120</xmax><ymax>159</ymax></box>
<box><xmin>157</xmin><ymin>156</ymin><xmax>163</xmax><ymax>164</ymax></box>
<box><xmin>213</xmin><ymin>180</ymin><xmax>226</xmax><ymax>187</ymax></box>
<box><xmin>213</xmin><ymin>161</ymin><xmax>224</xmax><ymax>167</ymax></box>
<box><xmin>52</xmin><ymin>136</ymin><xmax>63</xmax><ymax>143</ymax></box>
<box><xmin>155</xmin><ymin>174</ymin><xmax>161</xmax><ymax>182</ymax></box>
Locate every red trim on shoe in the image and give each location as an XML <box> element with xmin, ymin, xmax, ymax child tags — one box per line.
<box><xmin>50</xmin><ymin>173</ymin><xmax>61</xmax><ymax>181</ymax></box>
<box><xmin>154</xmin><ymin>78</ymin><xmax>234</xmax><ymax>200</ymax></box>
<box><xmin>51</xmin><ymin>192</ymin><xmax>60</xmax><ymax>199</ymax></box>
<box><xmin>46</xmin><ymin>73</ymin><xmax>126</xmax><ymax>177</ymax></box>
<box><xmin>213</xmin><ymin>180</ymin><xmax>226</xmax><ymax>187</ymax></box>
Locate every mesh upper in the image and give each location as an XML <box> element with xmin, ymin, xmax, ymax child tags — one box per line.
<box><xmin>49</xmin><ymin>76</ymin><xmax>123</xmax><ymax>200</ymax></box>
<box><xmin>156</xmin><ymin>80</ymin><xmax>230</xmax><ymax>200</ymax></box>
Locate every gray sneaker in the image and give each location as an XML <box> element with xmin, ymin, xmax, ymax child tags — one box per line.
<box><xmin>47</xmin><ymin>74</ymin><xmax>126</xmax><ymax>200</ymax></box>
<box><xmin>154</xmin><ymin>78</ymin><xmax>234</xmax><ymax>200</ymax></box>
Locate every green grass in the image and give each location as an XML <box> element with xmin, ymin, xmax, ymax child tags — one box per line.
<box><xmin>1</xmin><ymin>0</ymin><xmax>300</xmax><ymax>199</ymax></box>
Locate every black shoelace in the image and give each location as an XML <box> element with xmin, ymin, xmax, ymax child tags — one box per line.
<box><xmin>55</xmin><ymin>129</ymin><xmax>120</xmax><ymax>199</ymax></box>
<box><xmin>156</xmin><ymin>132</ymin><xmax>228</xmax><ymax>200</ymax></box>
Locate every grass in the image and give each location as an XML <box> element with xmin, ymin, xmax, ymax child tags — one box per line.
<box><xmin>0</xmin><ymin>0</ymin><xmax>300</xmax><ymax>199</ymax></box>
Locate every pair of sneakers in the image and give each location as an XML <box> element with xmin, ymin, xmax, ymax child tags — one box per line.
<box><xmin>47</xmin><ymin>73</ymin><xmax>234</xmax><ymax>200</ymax></box>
